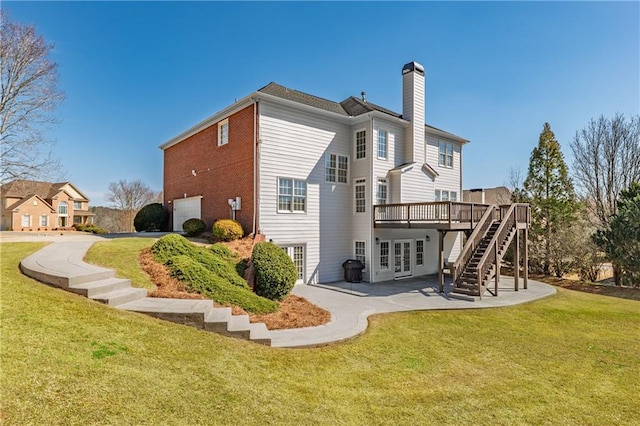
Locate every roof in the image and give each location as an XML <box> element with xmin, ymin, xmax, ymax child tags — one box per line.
<box><xmin>0</xmin><ymin>180</ymin><xmax>88</xmax><ymax>201</ymax></box>
<box><xmin>6</xmin><ymin>194</ymin><xmax>56</xmax><ymax>212</ymax></box>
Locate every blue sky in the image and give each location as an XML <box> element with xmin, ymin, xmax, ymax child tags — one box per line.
<box><xmin>5</xmin><ymin>1</ymin><xmax>639</xmax><ymax>206</ymax></box>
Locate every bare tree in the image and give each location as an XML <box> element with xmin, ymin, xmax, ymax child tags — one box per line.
<box><xmin>571</xmin><ymin>114</ymin><xmax>640</xmax><ymax>226</ymax></box>
<box><xmin>505</xmin><ymin>166</ymin><xmax>526</xmax><ymax>202</ymax></box>
<box><xmin>106</xmin><ymin>179</ymin><xmax>157</xmax><ymax>232</ymax></box>
<box><xmin>0</xmin><ymin>11</ymin><xmax>64</xmax><ymax>184</ymax></box>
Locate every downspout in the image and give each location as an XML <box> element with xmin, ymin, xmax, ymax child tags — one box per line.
<box><xmin>370</xmin><ymin>115</ymin><xmax>375</xmax><ymax>283</ymax></box>
<box><xmin>252</xmin><ymin>98</ymin><xmax>259</xmax><ymax>236</ymax></box>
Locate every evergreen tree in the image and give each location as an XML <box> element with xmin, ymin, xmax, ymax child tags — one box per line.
<box><xmin>593</xmin><ymin>182</ymin><xmax>640</xmax><ymax>287</ymax></box>
<box><xmin>524</xmin><ymin>123</ymin><xmax>577</xmax><ymax>276</ymax></box>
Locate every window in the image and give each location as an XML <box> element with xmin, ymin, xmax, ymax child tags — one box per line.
<box><xmin>73</xmin><ymin>201</ymin><xmax>82</xmax><ymax>210</ymax></box>
<box><xmin>439</xmin><ymin>141</ymin><xmax>453</xmax><ymax>167</ymax></box>
<box><xmin>22</xmin><ymin>214</ymin><xmax>30</xmax><ymax>227</ymax></box>
<box><xmin>325</xmin><ymin>153</ymin><xmax>349</xmax><ymax>184</ymax></box>
<box><xmin>58</xmin><ymin>201</ymin><xmax>68</xmax><ymax>215</ymax></box>
<box><xmin>355</xmin><ymin>130</ymin><xmax>366</xmax><ymax>159</ymax></box>
<box><xmin>376</xmin><ymin>178</ymin><xmax>388</xmax><ymax>205</ymax></box>
<box><xmin>355</xmin><ymin>241</ymin><xmax>366</xmax><ymax>270</ymax></box>
<box><xmin>416</xmin><ymin>239</ymin><xmax>424</xmax><ymax>266</ymax></box>
<box><xmin>278</xmin><ymin>178</ymin><xmax>306</xmax><ymax>213</ymax></box>
<box><xmin>218</xmin><ymin>119</ymin><xmax>229</xmax><ymax>146</ymax></box>
<box><xmin>40</xmin><ymin>215</ymin><xmax>48</xmax><ymax>227</ymax></box>
<box><xmin>380</xmin><ymin>241</ymin><xmax>389</xmax><ymax>270</ymax></box>
<box><xmin>354</xmin><ymin>178</ymin><xmax>366</xmax><ymax>213</ymax></box>
<box><xmin>435</xmin><ymin>190</ymin><xmax>458</xmax><ymax>202</ymax></box>
<box><xmin>377</xmin><ymin>129</ymin><xmax>388</xmax><ymax>159</ymax></box>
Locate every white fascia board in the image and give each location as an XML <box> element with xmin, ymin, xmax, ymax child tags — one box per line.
<box><xmin>425</xmin><ymin>126</ymin><xmax>470</xmax><ymax>144</ymax></box>
<box><xmin>255</xmin><ymin>92</ymin><xmax>353</xmax><ymax>124</ymax></box>
<box><xmin>159</xmin><ymin>95</ymin><xmax>256</xmax><ymax>150</ymax></box>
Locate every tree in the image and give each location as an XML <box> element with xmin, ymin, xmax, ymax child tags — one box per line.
<box><xmin>593</xmin><ymin>182</ymin><xmax>640</xmax><ymax>287</ymax></box>
<box><xmin>106</xmin><ymin>179</ymin><xmax>157</xmax><ymax>232</ymax></box>
<box><xmin>523</xmin><ymin>123</ymin><xmax>578</xmax><ymax>276</ymax></box>
<box><xmin>0</xmin><ymin>11</ymin><xmax>64</xmax><ymax>184</ymax></box>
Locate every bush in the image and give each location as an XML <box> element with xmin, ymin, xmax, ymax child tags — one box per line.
<box><xmin>212</xmin><ymin>219</ymin><xmax>243</xmax><ymax>242</ymax></box>
<box><xmin>182</xmin><ymin>218</ymin><xmax>206</xmax><ymax>237</ymax></box>
<box><xmin>73</xmin><ymin>223</ymin><xmax>107</xmax><ymax>234</ymax></box>
<box><xmin>134</xmin><ymin>203</ymin><xmax>168</xmax><ymax>232</ymax></box>
<box><xmin>166</xmin><ymin>255</ymin><xmax>278</xmax><ymax>314</ymax></box>
<box><xmin>151</xmin><ymin>234</ymin><xmax>248</xmax><ymax>289</ymax></box>
<box><xmin>73</xmin><ymin>223</ymin><xmax>86</xmax><ymax>232</ymax></box>
<box><xmin>252</xmin><ymin>242</ymin><xmax>297</xmax><ymax>301</ymax></box>
<box><xmin>209</xmin><ymin>243</ymin><xmax>234</xmax><ymax>259</ymax></box>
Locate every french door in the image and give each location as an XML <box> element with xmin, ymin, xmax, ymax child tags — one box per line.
<box><xmin>283</xmin><ymin>245</ymin><xmax>305</xmax><ymax>284</ymax></box>
<box><xmin>394</xmin><ymin>240</ymin><xmax>412</xmax><ymax>279</ymax></box>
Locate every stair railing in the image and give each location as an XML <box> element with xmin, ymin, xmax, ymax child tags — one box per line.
<box><xmin>452</xmin><ymin>204</ymin><xmax>496</xmax><ymax>284</ymax></box>
<box><xmin>476</xmin><ymin>204</ymin><xmax>518</xmax><ymax>297</ymax></box>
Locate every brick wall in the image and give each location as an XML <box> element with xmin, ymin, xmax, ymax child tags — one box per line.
<box><xmin>10</xmin><ymin>196</ymin><xmax>58</xmax><ymax>231</ymax></box>
<box><xmin>163</xmin><ymin>104</ymin><xmax>256</xmax><ymax>234</ymax></box>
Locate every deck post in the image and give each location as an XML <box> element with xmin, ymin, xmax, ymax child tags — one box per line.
<box><xmin>494</xmin><ymin>240</ymin><xmax>499</xmax><ymax>296</ymax></box>
<box><xmin>438</xmin><ymin>231</ymin><xmax>444</xmax><ymax>293</ymax></box>
<box><xmin>523</xmin><ymin>227</ymin><xmax>529</xmax><ymax>290</ymax></box>
<box><xmin>514</xmin><ymin>228</ymin><xmax>520</xmax><ymax>291</ymax></box>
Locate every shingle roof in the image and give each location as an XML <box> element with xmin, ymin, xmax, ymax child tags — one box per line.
<box><xmin>0</xmin><ymin>180</ymin><xmax>70</xmax><ymax>199</ymax></box>
<box><xmin>258</xmin><ymin>82</ymin><xmax>350</xmax><ymax>116</ymax></box>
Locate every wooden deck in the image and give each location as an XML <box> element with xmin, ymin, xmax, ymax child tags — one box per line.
<box><xmin>373</xmin><ymin>201</ymin><xmax>530</xmax><ymax>230</ymax></box>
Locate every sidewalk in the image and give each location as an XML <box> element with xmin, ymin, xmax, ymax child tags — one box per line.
<box><xmin>5</xmin><ymin>233</ymin><xmax>557</xmax><ymax>348</ymax></box>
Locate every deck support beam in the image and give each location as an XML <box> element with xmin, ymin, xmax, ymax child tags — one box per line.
<box><xmin>514</xmin><ymin>228</ymin><xmax>520</xmax><ymax>291</ymax></box>
<box><xmin>438</xmin><ymin>231</ymin><xmax>445</xmax><ymax>293</ymax></box>
<box><xmin>523</xmin><ymin>227</ymin><xmax>529</xmax><ymax>289</ymax></box>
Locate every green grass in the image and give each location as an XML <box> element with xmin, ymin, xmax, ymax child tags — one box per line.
<box><xmin>2</xmin><ymin>242</ymin><xmax>640</xmax><ymax>425</ymax></box>
<box><xmin>84</xmin><ymin>238</ymin><xmax>156</xmax><ymax>290</ymax></box>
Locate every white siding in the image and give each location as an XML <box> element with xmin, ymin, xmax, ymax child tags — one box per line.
<box><xmin>258</xmin><ymin>101</ymin><xmax>354</xmax><ymax>283</ymax></box>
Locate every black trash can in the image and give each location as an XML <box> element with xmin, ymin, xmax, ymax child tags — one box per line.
<box><xmin>342</xmin><ymin>259</ymin><xmax>364</xmax><ymax>283</ymax></box>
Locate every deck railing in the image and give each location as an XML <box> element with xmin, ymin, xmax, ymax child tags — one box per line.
<box><xmin>374</xmin><ymin>202</ymin><xmax>491</xmax><ymax>227</ymax></box>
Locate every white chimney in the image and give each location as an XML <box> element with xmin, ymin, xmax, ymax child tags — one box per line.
<box><xmin>402</xmin><ymin>61</ymin><xmax>425</xmax><ymax>164</ymax></box>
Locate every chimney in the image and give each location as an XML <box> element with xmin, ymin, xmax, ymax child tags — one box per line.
<box><xmin>402</xmin><ymin>61</ymin><xmax>425</xmax><ymax>164</ymax></box>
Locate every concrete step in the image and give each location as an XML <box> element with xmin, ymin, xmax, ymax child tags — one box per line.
<box><xmin>90</xmin><ymin>287</ymin><xmax>147</xmax><ymax>307</ymax></box>
<box><xmin>249</xmin><ymin>323</ymin><xmax>271</xmax><ymax>346</ymax></box>
<box><xmin>69</xmin><ymin>277</ymin><xmax>131</xmax><ymax>297</ymax></box>
<box><xmin>223</xmin><ymin>314</ymin><xmax>251</xmax><ymax>339</ymax></box>
<box><xmin>68</xmin><ymin>270</ymin><xmax>116</xmax><ymax>287</ymax></box>
<box><xmin>204</xmin><ymin>307</ymin><xmax>233</xmax><ymax>332</ymax></box>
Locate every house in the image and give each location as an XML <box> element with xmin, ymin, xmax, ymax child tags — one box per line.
<box><xmin>161</xmin><ymin>61</ymin><xmax>529</xmax><ymax>295</ymax></box>
<box><xmin>0</xmin><ymin>180</ymin><xmax>94</xmax><ymax>231</ymax></box>
<box><xmin>464</xmin><ymin>186</ymin><xmax>513</xmax><ymax>205</ymax></box>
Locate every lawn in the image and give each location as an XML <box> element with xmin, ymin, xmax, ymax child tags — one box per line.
<box><xmin>2</xmin><ymin>242</ymin><xmax>640</xmax><ymax>424</ymax></box>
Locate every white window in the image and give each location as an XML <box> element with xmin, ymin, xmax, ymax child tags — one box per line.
<box><xmin>355</xmin><ymin>241</ymin><xmax>366</xmax><ymax>270</ymax></box>
<box><xmin>278</xmin><ymin>178</ymin><xmax>306</xmax><ymax>213</ymax></box>
<box><xmin>377</xmin><ymin>129</ymin><xmax>388</xmax><ymax>159</ymax></box>
<box><xmin>416</xmin><ymin>239</ymin><xmax>424</xmax><ymax>266</ymax></box>
<box><xmin>73</xmin><ymin>201</ymin><xmax>82</xmax><ymax>209</ymax></box>
<box><xmin>435</xmin><ymin>190</ymin><xmax>458</xmax><ymax>202</ymax></box>
<box><xmin>40</xmin><ymin>215</ymin><xmax>48</xmax><ymax>227</ymax></box>
<box><xmin>354</xmin><ymin>178</ymin><xmax>366</xmax><ymax>213</ymax></box>
<box><xmin>379</xmin><ymin>241</ymin><xmax>389</xmax><ymax>270</ymax></box>
<box><xmin>355</xmin><ymin>130</ymin><xmax>366</xmax><ymax>160</ymax></box>
<box><xmin>376</xmin><ymin>178</ymin><xmax>388</xmax><ymax>205</ymax></box>
<box><xmin>22</xmin><ymin>214</ymin><xmax>30</xmax><ymax>227</ymax></box>
<box><xmin>58</xmin><ymin>201</ymin><xmax>68</xmax><ymax>215</ymax></box>
<box><xmin>218</xmin><ymin>119</ymin><xmax>229</xmax><ymax>146</ymax></box>
<box><xmin>439</xmin><ymin>141</ymin><xmax>453</xmax><ymax>167</ymax></box>
<box><xmin>325</xmin><ymin>153</ymin><xmax>349</xmax><ymax>184</ymax></box>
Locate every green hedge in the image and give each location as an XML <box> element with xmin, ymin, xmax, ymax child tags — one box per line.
<box><xmin>151</xmin><ymin>234</ymin><xmax>248</xmax><ymax>289</ymax></box>
<box><xmin>252</xmin><ymin>242</ymin><xmax>297</xmax><ymax>301</ymax></box>
<box><xmin>166</xmin><ymin>255</ymin><xmax>278</xmax><ymax>314</ymax></box>
<box><xmin>182</xmin><ymin>218</ymin><xmax>206</xmax><ymax>237</ymax></box>
<box><xmin>134</xmin><ymin>203</ymin><xmax>168</xmax><ymax>232</ymax></box>
<box><xmin>212</xmin><ymin>219</ymin><xmax>243</xmax><ymax>242</ymax></box>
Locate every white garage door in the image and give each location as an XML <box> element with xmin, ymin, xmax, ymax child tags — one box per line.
<box><xmin>173</xmin><ymin>196</ymin><xmax>202</xmax><ymax>232</ymax></box>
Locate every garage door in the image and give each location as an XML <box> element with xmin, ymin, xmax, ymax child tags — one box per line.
<box><xmin>173</xmin><ymin>196</ymin><xmax>202</xmax><ymax>232</ymax></box>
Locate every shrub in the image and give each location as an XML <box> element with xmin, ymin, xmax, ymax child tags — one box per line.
<box><xmin>166</xmin><ymin>255</ymin><xmax>278</xmax><ymax>314</ymax></box>
<box><xmin>212</xmin><ymin>219</ymin><xmax>243</xmax><ymax>242</ymax></box>
<box><xmin>134</xmin><ymin>203</ymin><xmax>169</xmax><ymax>232</ymax></box>
<box><xmin>252</xmin><ymin>242</ymin><xmax>297</xmax><ymax>301</ymax></box>
<box><xmin>151</xmin><ymin>234</ymin><xmax>248</xmax><ymax>289</ymax></box>
<box><xmin>182</xmin><ymin>218</ymin><xmax>207</xmax><ymax>237</ymax></box>
<box><xmin>73</xmin><ymin>223</ymin><xmax>86</xmax><ymax>232</ymax></box>
<box><xmin>209</xmin><ymin>243</ymin><xmax>235</xmax><ymax>259</ymax></box>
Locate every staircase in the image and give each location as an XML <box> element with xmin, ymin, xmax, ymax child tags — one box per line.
<box><xmin>20</xmin><ymin>242</ymin><xmax>272</xmax><ymax>346</ymax></box>
<box><xmin>451</xmin><ymin>204</ymin><xmax>522</xmax><ymax>300</ymax></box>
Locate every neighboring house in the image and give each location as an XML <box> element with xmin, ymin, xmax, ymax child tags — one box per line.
<box><xmin>464</xmin><ymin>186</ymin><xmax>513</xmax><ymax>205</ymax></box>
<box><xmin>0</xmin><ymin>180</ymin><xmax>94</xmax><ymax>231</ymax></box>
<box><xmin>161</xmin><ymin>61</ymin><xmax>529</xmax><ymax>291</ymax></box>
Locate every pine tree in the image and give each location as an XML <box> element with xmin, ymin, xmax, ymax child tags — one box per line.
<box><xmin>524</xmin><ymin>123</ymin><xmax>577</xmax><ymax>276</ymax></box>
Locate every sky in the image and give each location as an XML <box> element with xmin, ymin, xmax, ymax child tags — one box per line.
<box><xmin>5</xmin><ymin>1</ymin><xmax>639</xmax><ymax>206</ymax></box>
